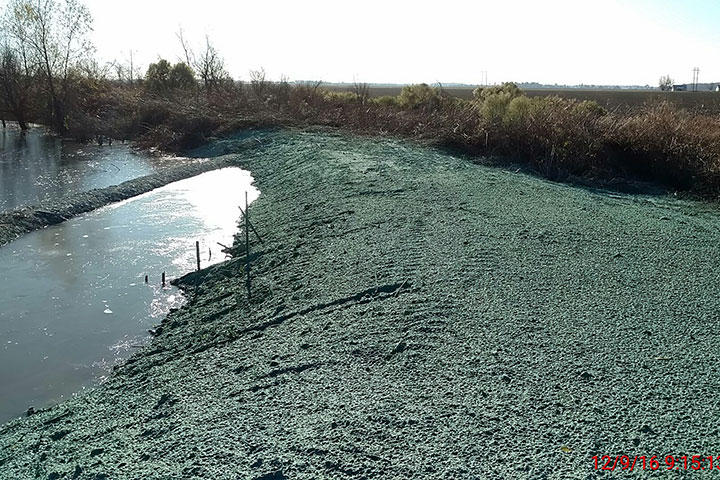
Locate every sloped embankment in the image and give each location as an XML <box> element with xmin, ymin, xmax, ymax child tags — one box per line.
<box><xmin>2</xmin><ymin>130</ymin><xmax>720</xmax><ymax>479</ymax></box>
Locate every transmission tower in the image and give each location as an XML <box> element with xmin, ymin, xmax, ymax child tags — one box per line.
<box><xmin>692</xmin><ymin>67</ymin><xmax>700</xmax><ymax>92</ymax></box>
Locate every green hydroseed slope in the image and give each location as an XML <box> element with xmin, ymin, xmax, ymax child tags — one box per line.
<box><xmin>2</xmin><ymin>130</ymin><xmax>720</xmax><ymax>479</ymax></box>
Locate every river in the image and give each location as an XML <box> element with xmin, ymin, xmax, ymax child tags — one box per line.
<box><xmin>0</xmin><ymin>127</ymin><xmax>198</xmax><ymax>212</ymax></box>
<box><xmin>0</xmin><ymin>129</ymin><xmax>258</xmax><ymax>423</ymax></box>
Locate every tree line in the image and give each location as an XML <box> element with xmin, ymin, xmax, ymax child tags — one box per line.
<box><xmin>0</xmin><ymin>0</ymin><xmax>93</xmax><ymax>132</ymax></box>
<box><xmin>0</xmin><ymin>0</ymin><xmax>231</xmax><ymax>135</ymax></box>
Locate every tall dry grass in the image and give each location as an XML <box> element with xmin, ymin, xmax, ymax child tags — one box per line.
<box><xmin>79</xmin><ymin>80</ymin><xmax>720</xmax><ymax>196</ymax></box>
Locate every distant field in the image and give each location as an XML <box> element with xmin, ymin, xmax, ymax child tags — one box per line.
<box><xmin>325</xmin><ymin>85</ymin><xmax>720</xmax><ymax>114</ymax></box>
<box><xmin>522</xmin><ymin>89</ymin><xmax>720</xmax><ymax>114</ymax></box>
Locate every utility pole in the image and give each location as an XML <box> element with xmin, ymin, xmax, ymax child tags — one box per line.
<box><xmin>692</xmin><ymin>67</ymin><xmax>700</xmax><ymax>92</ymax></box>
<box><xmin>479</xmin><ymin>71</ymin><xmax>488</xmax><ymax>86</ymax></box>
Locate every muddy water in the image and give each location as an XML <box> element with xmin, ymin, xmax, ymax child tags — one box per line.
<box><xmin>0</xmin><ymin>127</ymin><xmax>196</xmax><ymax>212</ymax></box>
<box><xmin>0</xmin><ymin>168</ymin><xmax>259</xmax><ymax>423</ymax></box>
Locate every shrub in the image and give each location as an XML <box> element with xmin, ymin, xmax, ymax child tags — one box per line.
<box><xmin>503</xmin><ymin>95</ymin><xmax>533</xmax><ymax>127</ymax></box>
<box><xmin>610</xmin><ymin>101</ymin><xmax>720</xmax><ymax>189</ymax></box>
<box><xmin>575</xmin><ymin>100</ymin><xmax>607</xmax><ymax>118</ymax></box>
<box><xmin>484</xmin><ymin>94</ymin><xmax>608</xmax><ymax>176</ymax></box>
<box><xmin>136</xmin><ymin>100</ymin><xmax>173</xmax><ymax>132</ymax></box>
<box><xmin>372</xmin><ymin>96</ymin><xmax>400</xmax><ymax>108</ymax></box>
<box><xmin>322</xmin><ymin>90</ymin><xmax>362</xmax><ymax>103</ymax></box>
<box><xmin>145</xmin><ymin>60</ymin><xmax>172</xmax><ymax>92</ymax></box>
<box><xmin>472</xmin><ymin>82</ymin><xmax>523</xmax><ymax>102</ymax></box>
<box><xmin>168</xmin><ymin>63</ymin><xmax>197</xmax><ymax>90</ymax></box>
<box><xmin>145</xmin><ymin>60</ymin><xmax>197</xmax><ymax>92</ymax></box>
<box><xmin>474</xmin><ymin>82</ymin><xmax>525</xmax><ymax>124</ymax></box>
<box><xmin>397</xmin><ymin>83</ymin><xmax>445</xmax><ymax>109</ymax></box>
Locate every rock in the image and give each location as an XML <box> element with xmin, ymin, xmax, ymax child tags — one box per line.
<box><xmin>640</xmin><ymin>425</ymin><xmax>655</xmax><ymax>434</ymax></box>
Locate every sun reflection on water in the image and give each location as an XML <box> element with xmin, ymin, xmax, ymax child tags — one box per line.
<box><xmin>0</xmin><ymin>167</ymin><xmax>259</xmax><ymax>422</ymax></box>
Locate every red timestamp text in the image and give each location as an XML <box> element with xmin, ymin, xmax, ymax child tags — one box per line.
<box><xmin>593</xmin><ymin>455</ymin><xmax>720</xmax><ymax>472</ymax></box>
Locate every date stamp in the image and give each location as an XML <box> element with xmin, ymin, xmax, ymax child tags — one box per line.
<box><xmin>593</xmin><ymin>456</ymin><xmax>720</xmax><ymax>472</ymax></box>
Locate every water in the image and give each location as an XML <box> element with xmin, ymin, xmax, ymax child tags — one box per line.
<box><xmin>0</xmin><ymin>127</ymin><xmax>196</xmax><ymax>212</ymax></box>
<box><xmin>0</xmin><ymin>168</ymin><xmax>259</xmax><ymax>423</ymax></box>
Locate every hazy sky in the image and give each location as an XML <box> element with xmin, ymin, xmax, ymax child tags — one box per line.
<box><xmin>77</xmin><ymin>0</ymin><xmax>720</xmax><ymax>85</ymax></box>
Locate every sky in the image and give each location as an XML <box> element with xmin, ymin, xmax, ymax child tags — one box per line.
<box><xmin>64</xmin><ymin>0</ymin><xmax>720</xmax><ymax>86</ymax></box>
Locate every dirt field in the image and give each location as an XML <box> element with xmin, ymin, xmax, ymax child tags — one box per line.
<box><xmin>326</xmin><ymin>84</ymin><xmax>720</xmax><ymax>114</ymax></box>
<box><xmin>2</xmin><ymin>129</ymin><xmax>720</xmax><ymax>479</ymax></box>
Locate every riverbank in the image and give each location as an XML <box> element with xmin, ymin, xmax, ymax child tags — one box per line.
<box><xmin>2</xmin><ymin>129</ymin><xmax>720</xmax><ymax>479</ymax></box>
<box><xmin>0</xmin><ymin>135</ymin><xmax>263</xmax><ymax>247</ymax></box>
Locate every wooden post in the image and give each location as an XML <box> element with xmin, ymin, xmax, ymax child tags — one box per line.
<box><xmin>162</xmin><ymin>272</ymin><xmax>166</xmax><ymax>287</ymax></box>
<box><xmin>238</xmin><ymin>206</ymin><xmax>264</xmax><ymax>244</ymax></box>
<box><xmin>245</xmin><ymin>191</ymin><xmax>251</xmax><ymax>300</ymax></box>
<box><xmin>144</xmin><ymin>275</ymin><xmax>148</xmax><ymax>284</ymax></box>
<box><xmin>196</xmin><ymin>241</ymin><xmax>201</xmax><ymax>271</ymax></box>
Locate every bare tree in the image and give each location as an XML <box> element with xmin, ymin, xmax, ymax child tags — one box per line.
<box><xmin>249</xmin><ymin>67</ymin><xmax>267</xmax><ymax>100</ymax></box>
<box><xmin>109</xmin><ymin>51</ymin><xmax>140</xmax><ymax>85</ymax></box>
<box><xmin>352</xmin><ymin>77</ymin><xmax>370</xmax><ymax>105</ymax></box>
<box><xmin>3</xmin><ymin>0</ymin><xmax>94</xmax><ymax>134</ymax></box>
<box><xmin>109</xmin><ymin>60</ymin><xmax>125</xmax><ymax>82</ymax></box>
<box><xmin>197</xmin><ymin>36</ymin><xmax>228</xmax><ymax>91</ymax></box>
<box><xmin>298</xmin><ymin>79</ymin><xmax>323</xmax><ymax>95</ymax></box>
<box><xmin>176</xmin><ymin>27</ymin><xmax>195</xmax><ymax>68</ymax></box>
<box><xmin>126</xmin><ymin>50</ymin><xmax>139</xmax><ymax>85</ymax></box>
<box><xmin>275</xmin><ymin>74</ymin><xmax>290</xmax><ymax>106</ymax></box>
<box><xmin>78</xmin><ymin>57</ymin><xmax>110</xmax><ymax>81</ymax></box>
<box><xmin>294</xmin><ymin>79</ymin><xmax>324</xmax><ymax>107</ymax></box>
<box><xmin>175</xmin><ymin>30</ymin><xmax>228</xmax><ymax>91</ymax></box>
<box><xmin>0</xmin><ymin>44</ymin><xmax>33</xmax><ymax>129</ymax></box>
<box><xmin>659</xmin><ymin>75</ymin><xmax>674</xmax><ymax>91</ymax></box>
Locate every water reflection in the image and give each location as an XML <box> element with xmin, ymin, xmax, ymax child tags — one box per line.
<box><xmin>0</xmin><ymin>128</ymin><xmax>197</xmax><ymax>212</ymax></box>
<box><xmin>0</xmin><ymin>168</ymin><xmax>259</xmax><ymax>423</ymax></box>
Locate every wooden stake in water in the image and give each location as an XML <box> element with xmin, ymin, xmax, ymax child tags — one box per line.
<box><xmin>196</xmin><ymin>241</ymin><xmax>201</xmax><ymax>271</ymax></box>
<box><xmin>144</xmin><ymin>275</ymin><xmax>148</xmax><ymax>284</ymax></box>
<box><xmin>245</xmin><ymin>191</ymin><xmax>251</xmax><ymax>300</ymax></box>
<box><xmin>162</xmin><ymin>272</ymin><xmax>166</xmax><ymax>287</ymax></box>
